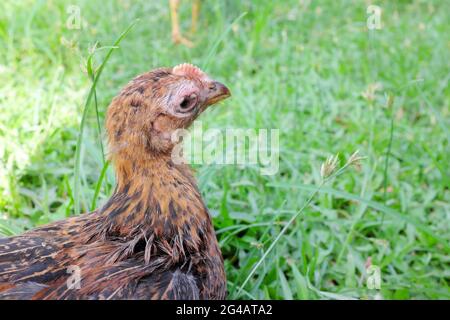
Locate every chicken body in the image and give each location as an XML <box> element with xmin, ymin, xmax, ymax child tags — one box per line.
<box><xmin>0</xmin><ymin>64</ymin><xmax>230</xmax><ymax>300</ymax></box>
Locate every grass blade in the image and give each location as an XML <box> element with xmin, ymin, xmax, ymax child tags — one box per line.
<box><xmin>202</xmin><ymin>12</ymin><xmax>247</xmax><ymax>70</ymax></box>
<box><xmin>73</xmin><ymin>20</ymin><xmax>139</xmax><ymax>215</ymax></box>
<box><xmin>90</xmin><ymin>160</ymin><xmax>110</xmax><ymax>212</ymax></box>
<box><xmin>235</xmin><ymin>182</ymin><xmax>324</xmax><ymax>297</ymax></box>
<box><xmin>381</xmin><ymin>94</ymin><xmax>395</xmax><ymax>225</ymax></box>
<box><xmin>278</xmin><ymin>268</ymin><xmax>294</xmax><ymax>300</ymax></box>
<box><xmin>289</xmin><ymin>262</ymin><xmax>310</xmax><ymax>300</ymax></box>
<box><xmin>268</xmin><ymin>183</ymin><xmax>449</xmax><ymax>248</ymax></box>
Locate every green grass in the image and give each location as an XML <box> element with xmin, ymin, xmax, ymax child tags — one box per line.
<box><xmin>0</xmin><ymin>0</ymin><xmax>449</xmax><ymax>299</ymax></box>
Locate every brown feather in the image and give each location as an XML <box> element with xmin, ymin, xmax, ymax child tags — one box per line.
<box><xmin>0</xmin><ymin>65</ymin><xmax>230</xmax><ymax>300</ymax></box>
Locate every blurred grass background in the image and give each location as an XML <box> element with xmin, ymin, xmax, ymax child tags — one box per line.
<box><xmin>0</xmin><ymin>0</ymin><xmax>448</xmax><ymax>299</ymax></box>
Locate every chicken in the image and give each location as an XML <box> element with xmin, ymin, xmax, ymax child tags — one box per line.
<box><xmin>0</xmin><ymin>63</ymin><xmax>231</xmax><ymax>300</ymax></box>
<box><xmin>169</xmin><ymin>0</ymin><xmax>200</xmax><ymax>47</ymax></box>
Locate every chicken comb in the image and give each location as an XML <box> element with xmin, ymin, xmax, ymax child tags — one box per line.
<box><xmin>172</xmin><ymin>63</ymin><xmax>205</xmax><ymax>78</ymax></box>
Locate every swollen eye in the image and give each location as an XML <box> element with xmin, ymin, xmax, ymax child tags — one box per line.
<box><xmin>178</xmin><ymin>93</ymin><xmax>198</xmax><ymax>112</ymax></box>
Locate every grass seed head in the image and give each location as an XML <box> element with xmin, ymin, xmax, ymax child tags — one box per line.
<box><xmin>320</xmin><ymin>154</ymin><xmax>339</xmax><ymax>179</ymax></box>
<box><xmin>346</xmin><ymin>150</ymin><xmax>367</xmax><ymax>170</ymax></box>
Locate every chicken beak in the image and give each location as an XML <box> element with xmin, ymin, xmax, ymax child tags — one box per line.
<box><xmin>205</xmin><ymin>81</ymin><xmax>231</xmax><ymax>106</ymax></box>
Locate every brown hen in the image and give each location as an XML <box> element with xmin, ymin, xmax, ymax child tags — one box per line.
<box><xmin>0</xmin><ymin>63</ymin><xmax>231</xmax><ymax>300</ymax></box>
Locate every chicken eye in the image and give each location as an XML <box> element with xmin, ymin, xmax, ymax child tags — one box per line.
<box><xmin>178</xmin><ymin>94</ymin><xmax>198</xmax><ymax>112</ymax></box>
